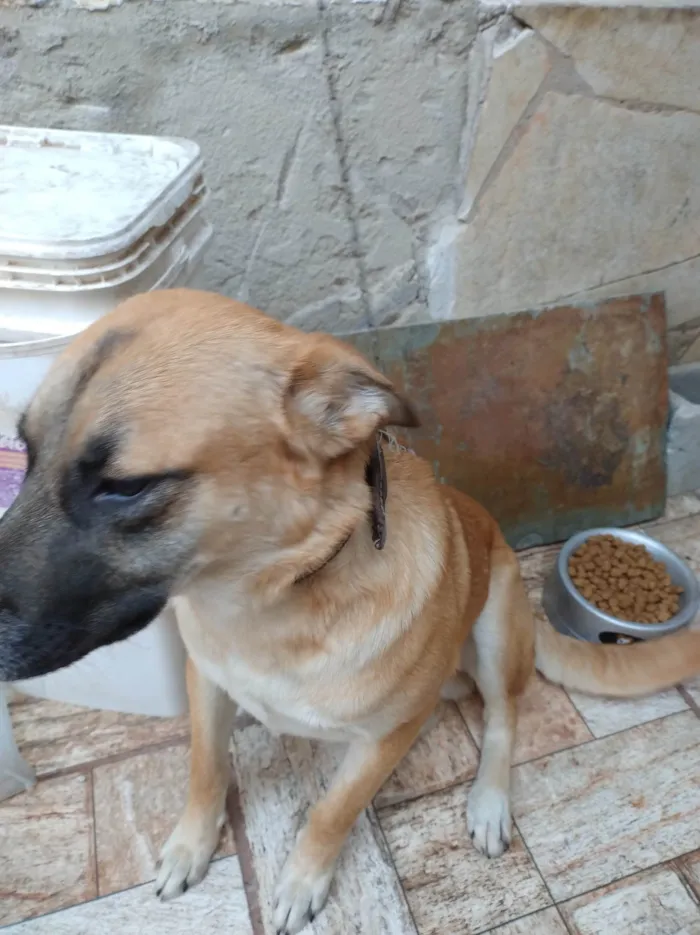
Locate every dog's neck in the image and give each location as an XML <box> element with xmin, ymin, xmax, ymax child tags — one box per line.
<box><xmin>294</xmin><ymin>436</ymin><xmax>388</xmax><ymax>584</ymax></box>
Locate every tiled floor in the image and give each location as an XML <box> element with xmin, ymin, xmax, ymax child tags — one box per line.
<box><xmin>3</xmin><ymin>494</ymin><xmax>700</xmax><ymax>934</ymax></box>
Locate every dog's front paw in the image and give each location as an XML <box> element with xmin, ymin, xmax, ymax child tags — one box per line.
<box><xmin>467</xmin><ymin>782</ymin><xmax>512</xmax><ymax>858</ymax></box>
<box><xmin>155</xmin><ymin>811</ymin><xmax>224</xmax><ymax>901</ymax></box>
<box><xmin>273</xmin><ymin>844</ymin><xmax>335</xmax><ymax>935</ymax></box>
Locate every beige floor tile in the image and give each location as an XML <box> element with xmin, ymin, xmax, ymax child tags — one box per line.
<box><xmin>567</xmin><ymin>688</ymin><xmax>689</xmax><ymax>739</ymax></box>
<box><xmin>513</xmin><ymin>711</ymin><xmax>700</xmax><ymax>901</ymax></box>
<box><xmin>486</xmin><ymin>907</ymin><xmax>569</xmax><ymax>934</ymax></box>
<box><xmin>644</xmin><ymin>514</ymin><xmax>700</xmax><ymax>576</ymax></box>
<box><xmin>93</xmin><ymin>743</ymin><xmax>235</xmax><ymax>896</ymax></box>
<box><xmin>380</xmin><ymin>783</ymin><xmax>551</xmax><ymax>935</ymax></box>
<box><xmin>0</xmin><ymin>773</ymin><xmax>96</xmax><ymax>926</ymax></box>
<box><xmin>232</xmin><ymin>724</ymin><xmax>417</xmax><ymax>935</ymax></box>
<box><xmin>560</xmin><ymin>867</ymin><xmax>700</xmax><ymax>935</ymax></box>
<box><xmin>517</xmin><ymin>546</ymin><xmax>558</xmax><ymax>590</ymax></box>
<box><xmin>459</xmin><ymin>674</ymin><xmax>592</xmax><ymax>766</ymax></box>
<box><xmin>375</xmin><ymin>701</ymin><xmax>479</xmax><ymax>809</ymax></box>
<box><xmin>654</xmin><ymin>491</ymin><xmax>700</xmax><ymax>526</ymax></box>
<box><xmin>2</xmin><ymin>856</ymin><xmax>253</xmax><ymax>935</ymax></box>
<box><xmin>10</xmin><ymin>696</ymin><xmax>189</xmax><ymax>777</ymax></box>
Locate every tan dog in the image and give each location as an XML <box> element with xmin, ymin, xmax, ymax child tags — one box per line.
<box><xmin>2</xmin><ymin>289</ymin><xmax>700</xmax><ymax>934</ymax></box>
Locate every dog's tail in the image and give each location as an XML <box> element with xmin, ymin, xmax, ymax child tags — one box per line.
<box><xmin>534</xmin><ymin>615</ymin><xmax>700</xmax><ymax>697</ymax></box>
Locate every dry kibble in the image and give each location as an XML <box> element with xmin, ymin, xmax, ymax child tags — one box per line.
<box><xmin>568</xmin><ymin>535</ymin><xmax>684</xmax><ymax>624</ymax></box>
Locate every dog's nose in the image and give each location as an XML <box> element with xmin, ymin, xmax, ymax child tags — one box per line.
<box><xmin>0</xmin><ymin>592</ymin><xmax>21</xmax><ymax>619</ymax></box>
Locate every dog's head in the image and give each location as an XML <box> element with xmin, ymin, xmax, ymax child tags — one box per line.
<box><xmin>0</xmin><ymin>289</ymin><xmax>416</xmax><ymax>681</ymax></box>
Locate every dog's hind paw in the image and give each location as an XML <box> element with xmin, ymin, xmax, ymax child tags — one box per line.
<box><xmin>155</xmin><ymin>812</ymin><xmax>224</xmax><ymax>901</ymax></box>
<box><xmin>467</xmin><ymin>782</ymin><xmax>512</xmax><ymax>859</ymax></box>
<box><xmin>273</xmin><ymin>847</ymin><xmax>335</xmax><ymax>935</ymax></box>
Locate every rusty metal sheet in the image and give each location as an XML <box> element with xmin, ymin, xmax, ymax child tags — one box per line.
<box><xmin>344</xmin><ymin>294</ymin><xmax>668</xmax><ymax>549</ymax></box>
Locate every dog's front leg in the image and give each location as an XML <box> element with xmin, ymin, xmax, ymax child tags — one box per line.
<box><xmin>274</xmin><ymin>711</ymin><xmax>430</xmax><ymax>935</ymax></box>
<box><xmin>156</xmin><ymin>657</ymin><xmax>236</xmax><ymax>899</ymax></box>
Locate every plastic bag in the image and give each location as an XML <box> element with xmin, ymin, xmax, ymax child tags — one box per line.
<box><xmin>0</xmin><ymin>684</ymin><xmax>35</xmax><ymax>801</ymax></box>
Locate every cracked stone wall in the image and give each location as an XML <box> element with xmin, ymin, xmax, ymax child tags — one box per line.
<box><xmin>448</xmin><ymin>5</ymin><xmax>700</xmax><ymax>364</ymax></box>
<box><xmin>0</xmin><ymin>0</ymin><xmax>478</xmax><ymax>334</ymax></box>
<box><xmin>0</xmin><ymin>0</ymin><xmax>699</xmax><ymax>360</ymax></box>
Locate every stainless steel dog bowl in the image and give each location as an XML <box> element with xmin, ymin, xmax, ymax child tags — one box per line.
<box><xmin>542</xmin><ymin>527</ymin><xmax>700</xmax><ymax>643</ymax></box>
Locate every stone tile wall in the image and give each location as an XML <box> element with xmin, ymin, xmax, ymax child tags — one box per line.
<box><xmin>448</xmin><ymin>5</ymin><xmax>700</xmax><ymax>362</ymax></box>
<box><xmin>0</xmin><ymin>0</ymin><xmax>698</xmax><ymax>357</ymax></box>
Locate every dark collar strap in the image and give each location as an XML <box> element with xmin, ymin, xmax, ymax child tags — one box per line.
<box><xmin>365</xmin><ymin>435</ymin><xmax>388</xmax><ymax>550</ymax></box>
<box><xmin>295</xmin><ymin>435</ymin><xmax>388</xmax><ymax>584</ymax></box>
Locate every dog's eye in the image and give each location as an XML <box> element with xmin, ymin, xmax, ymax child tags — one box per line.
<box><xmin>93</xmin><ymin>477</ymin><xmax>152</xmax><ymax>503</ymax></box>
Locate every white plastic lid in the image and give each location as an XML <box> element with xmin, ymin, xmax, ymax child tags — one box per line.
<box><xmin>0</xmin><ymin>125</ymin><xmax>203</xmax><ymax>262</ymax></box>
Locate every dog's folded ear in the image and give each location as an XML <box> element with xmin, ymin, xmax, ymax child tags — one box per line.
<box><xmin>284</xmin><ymin>338</ymin><xmax>419</xmax><ymax>459</ymax></box>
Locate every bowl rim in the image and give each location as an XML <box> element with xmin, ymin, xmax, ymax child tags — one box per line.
<box><xmin>557</xmin><ymin>526</ymin><xmax>700</xmax><ymax>634</ymax></box>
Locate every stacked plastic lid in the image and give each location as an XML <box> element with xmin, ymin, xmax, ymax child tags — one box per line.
<box><xmin>0</xmin><ymin>127</ymin><xmax>203</xmax><ymax>722</ymax></box>
<box><xmin>0</xmin><ymin>125</ymin><xmax>212</xmax><ymax>339</ymax></box>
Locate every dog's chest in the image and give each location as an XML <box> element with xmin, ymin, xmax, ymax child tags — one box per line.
<box><xmin>174</xmin><ymin>594</ymin><xmax>397</xmax><ymax>742</ymax></box>
<box><xmin>190</xmin><ymin>650</ymin><xmax>367</xmax><ymax>742</ymax></box>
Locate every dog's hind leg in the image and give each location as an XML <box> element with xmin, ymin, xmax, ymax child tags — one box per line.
<box><xmin>462</xmin><ymin>544</ymin><xmax>534</xmax><ymax>858</ymax></box>
<box><xmin>155</xmin><ymin>656</ymin><xmax>236</xmax><ymax>900</ymax></box>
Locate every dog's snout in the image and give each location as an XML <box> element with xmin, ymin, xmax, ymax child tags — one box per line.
<box><xmin>0</xmin><ymin>482</ymin><xmax>171</xmax><ymax>681</ymax></box>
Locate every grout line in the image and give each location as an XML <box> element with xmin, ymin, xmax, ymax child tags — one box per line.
<box><xmin>378</xmin><ymin>707</ymin><xmax>695</xmax><ymax>818</ymax></box>
<box><xmin>227</xmin><ymin>780</ymin><xmax>265</xmax><ymax>935</ymax></box>
<box><xmin>484</xmin><ymin>904</ymin><xmax>573</xmax><ymax>934</ymax></box>
<box><xmin>374</xmin><ymin>779</ymin><xmax>476</xmax><ymax>813</ymax></box>
<box><xmin>678</xmin><ymin>685</ymin><xmax>700</xmax><ymax>719</ymax></box>
<box><xmin>563</xmin><ymin>687</ymin><xmax>692</xmax><ymax>743</ymax></box>
<box><xmin>86</xmin><ymin>768</ymin><xmax>100</xmax><ymax>902</ymax></box>
<box><xmin>555</xmin><ymin>691</ymin><xmax>595</xmax><ymax>744</ymax></box>
<box><xmin>369</xmin><ymin>806</ymin><xmax>421</xmax><ymax>935</ymax></box>
<box><xmin>564</xmin><ymin>690</ymin><xmax>599</xmax><ymax>734</ymax></box>
<box><xmin>512</xmin><ymin>708</ymin><xmax>692</xmax><ymax>770</ymax></box>
<box><xmin>376</xmin><ymin>771</ymin><xmax>492</xmax><ymax>819</ymax></box>
<box><xmin>377</xmin><ymin>776</ymin><xmax>470</xmax><ymax>817</ymax></box>
<box><xmin>378</xmin><ymin>777</ymin><xmax>565</xmax><ymax>935</ymax></box>
<box><xmin>511</xmin><ymin>816</ymin><xmax>562</xmax><ymax>926</ymax></box>
<box><xmin>555</xmin><ymin>906</ymin><xmax>577</xmax><ymax>935</ymax></box>
<box><xmin>0</xmin><ymin>851</ymin><xmax>237</xmax><ymax>929</ymax></box>
<box><xmin>457</xmin><ymin>677</ymin><xmax>690</xmax><ymax>770</ymax></box>
<box><xmin>28</xmin><ymin>733</ymin><xmax>190</xmax><ymax>785</ymax></box>
<box><xmin>554</xmin><ymin>855</ymin><xmax>700</xmax><ymax>915</ymax></box>
<box><xmin>674</xmin><ymin>859</ymin><xmax>700</xmax><ymax>906</ymax></box>
<box><xmin>674</xmin><ymin>848</ymin><xmax>700</xmax><ymax>903</ymax></box>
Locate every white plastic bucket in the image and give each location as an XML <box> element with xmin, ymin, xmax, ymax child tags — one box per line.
<box><xmin>0</xmin><ymin>684</ymin><xmax>35</xmax><ymax>802</ymax></box>
<box><xmin>0</xmin><ymin>209</ymin><xmax>212</xmax><ymax>435</ymax></box>
<box><xmin>11</xmin><ymin>610</ymin><xmax>187</xmax><ymax>717</ymax></box>
<box><xmin>0</xmin><ymin>125</ymin><xmax>212</xmax><ymax>717</ymax></box>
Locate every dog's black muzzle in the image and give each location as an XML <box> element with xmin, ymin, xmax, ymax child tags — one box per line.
<box><xmin>0</xmin><ymin>478</ymin><xmax>168</xmax><ymax>682</ymax></box>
